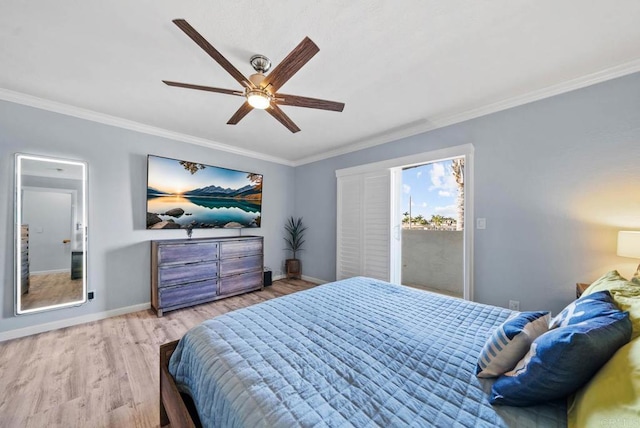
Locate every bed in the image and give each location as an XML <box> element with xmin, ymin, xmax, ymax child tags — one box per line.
<box><xmin>160</xmin><ymin>277</ymin><xmax>569</xmax><ymax>427</ymax></box>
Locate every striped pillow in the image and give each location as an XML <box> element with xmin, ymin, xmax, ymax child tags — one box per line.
<box><xmin>476</xmin><ymin>311</ymin><xmax>550</xmax><ymax>378</ymax></box>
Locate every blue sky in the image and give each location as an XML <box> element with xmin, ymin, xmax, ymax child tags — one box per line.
<box><xmin>402</xmin><ymin>160</ymin><xmax>458</xmax><ymax>219</ymax></box>
<box><xmin>148</xmin><ymin>155</ymin><xmax>257</xmax><ymax>194</ymax></box>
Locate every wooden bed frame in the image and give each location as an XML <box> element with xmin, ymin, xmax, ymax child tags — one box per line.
<box><xmin>160</xmin><ymin>340</ymin><xmax>201</xmax><ymax>428</ymax></box>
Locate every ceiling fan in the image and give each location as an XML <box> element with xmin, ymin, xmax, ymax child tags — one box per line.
<box><xmin>163</xmin><ymin>19</ymin><xmax>345</xmax><ymax>133</ymax></box>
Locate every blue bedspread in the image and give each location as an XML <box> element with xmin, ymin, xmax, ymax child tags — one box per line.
<box><xmin>169</xmin><ymin>277</ymin><xmax>566</xmax><ymax>427</ymax></box>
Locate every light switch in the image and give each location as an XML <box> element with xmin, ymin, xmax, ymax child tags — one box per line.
<box><xmin>476</xmin><ymin>218</ymin><xmax>486</xmax><ymax>229</ymax></box>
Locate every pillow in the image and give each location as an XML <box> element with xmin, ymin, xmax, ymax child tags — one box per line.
<box><xmin>476</xmin><ymin>311</ymin><xmax>550</xmax><ymax>378</ymax></box>
<box><xmin>583</xmin><ymin>270</ymin><xmax>639</xmax><ymax>296</ymax></box>
<box><xmin>581</xmin><ymin>270</ymin><xmax>640</xmax><ymax>340</ymax></box>
<box><xmin>549</xmin><ymin>290</ymin><xmax>620</xmax><ymax>329</ymax></box>
<box><xmin>568</xmin><ymin>336</ymin><xmax>640</xmax><ymax>428</ymax></box>
<box><xmin>490</xmin><ymin>309</ymin><xmax>632</xmax><ymax>406</ymax></box>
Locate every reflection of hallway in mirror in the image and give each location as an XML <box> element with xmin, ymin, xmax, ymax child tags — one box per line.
<box><xmin>21</xmin><ymin>273</ymin><xmax>83</xmax><ymax>311</ymax></box>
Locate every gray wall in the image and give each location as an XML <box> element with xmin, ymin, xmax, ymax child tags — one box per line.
<box><xmin>402</xmin><ymin>230</ymin><xmax>463</xmax><ymax>295</ymax></box>
<box><xmin>0</xmin><ymin>100</ymin><xmax>295</xmax><ymax>334</ymax></box>
<box><xmin>294</xmin><ymin>72</ymin><xmax>640</xmax><ymax>315</ymax></box>
<box><xmin>2</xmin><ymin>72</ymin><xmax>639</xmax><ymax>334</ymax></box>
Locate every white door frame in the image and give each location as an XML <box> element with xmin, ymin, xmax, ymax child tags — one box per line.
<box><xmin>390</xmin><ymin>144</ymin><xmax>474</xmax><ymax>300</ymax></box>
<box><xmin>22</xmin><ymin>186</ymin><xmax>77</xmax><ymax>274</ymax></box>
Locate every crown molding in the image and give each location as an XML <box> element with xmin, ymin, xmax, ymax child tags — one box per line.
<box><xmin>292</xmin><ymin>58</ymin><xmax>640</xmax><ymax>166</ymax></box>
<box><xmin>2</xmin><ymin>57</ymin><xmax>639</xmax><ymax>168</ymax></box>
<box><xmin>0</xmin><ymin>88</ymin><xmax>295</xmax><ymax>167</ymax></box>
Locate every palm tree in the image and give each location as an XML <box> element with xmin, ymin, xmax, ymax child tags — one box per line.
<box><xmin>402</xmin><ymin>211</ymin><xmax>410</xmax><ymax>225</ymax></box>
<box><xmin>451</xmin><ymin>158</ymin><xmax>465</xmax><ymax>230</ymax></box>
<box><xmin>431</xmin><ymin>214</ymin><xmax>445</xmax><ymax>228</ymax></box>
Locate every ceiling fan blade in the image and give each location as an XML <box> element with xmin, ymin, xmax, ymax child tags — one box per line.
<box><xmin>163</xmin><ymin>80</ymin><xmax>243</xmax><ymax>96</ymax></box>
<box><xmin>227</xmin><ymin>102</ymin><xmax>254</xmax><ymax>125</ymax></box>
<box><xmin>262</xmin><ymin>37</ymin><xmax>319</xmax><ymax>92</ymax></box>
<box><xmin>275</xmin><ymin>94</ymin><xmax>344</xmax><ymax>112</ymax></box>
<box><xmin>267</xmin><ymin>104</ymin><xmax>301</xmax><ymax>133</ymax></box>
<box><xmin>172</xmin><ymin>19</ymin><xmax>252</xmax><ymax>88</ymax></box>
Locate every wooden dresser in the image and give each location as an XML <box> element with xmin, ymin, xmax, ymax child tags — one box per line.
<box><xmin>20</xmin><ymin>224</ymin><xmax>30</xmax><ymax>294</ymax></box>
<box><xmin>151</xmin><ymin>236</ymin><xmax>263</xmax><ymax>317</ymax></box>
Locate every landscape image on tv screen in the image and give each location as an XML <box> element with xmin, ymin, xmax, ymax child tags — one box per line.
<box><xmin>146</xmin><ymin>155</ymin><xmax>262</xmax><ymax>229</ymax></box>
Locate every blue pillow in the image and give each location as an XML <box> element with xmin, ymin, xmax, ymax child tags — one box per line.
<box><xmin>476</xmin><ymin>311</ymin><xmax>550</xmax><ymax>378</ymax></box>
<box><xmin>490</xmin><ymin>309</ymin><xmax>631</xmax><ymax>406</ymax></box>
<box><xmin>549</xmin><ymin>290</ymin><xmax>619</xmax><ymax>329</ymax></box>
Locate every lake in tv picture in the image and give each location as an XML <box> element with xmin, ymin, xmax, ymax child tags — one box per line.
<box><xmin>147</xmin><ymin>156</ymin><xmax>262</xmax><ymax>229</ymax></box>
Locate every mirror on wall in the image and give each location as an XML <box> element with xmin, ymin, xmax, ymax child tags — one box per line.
<box><xmin>15</xmin><ymin>154</ymin><xmax>88</xmax><ymax>315</ymax></box>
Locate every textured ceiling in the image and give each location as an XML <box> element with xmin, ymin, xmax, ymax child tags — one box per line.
<box><xmin>1</xmin><ymin>1</ymin><xmax>639</xmax><ymax>165</ymax></box>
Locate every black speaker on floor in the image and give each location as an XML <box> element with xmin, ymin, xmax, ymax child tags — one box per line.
<box><xmin>263</xmin><ymin>269</ymin><xmax>272</xmax><ymax>286</ymax></box>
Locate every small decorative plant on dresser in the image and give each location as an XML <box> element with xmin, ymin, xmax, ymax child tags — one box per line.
<box><xmin>284</xmin><ymin>216</ymin><xmax>306</xmax><ymax>280</ymax></box>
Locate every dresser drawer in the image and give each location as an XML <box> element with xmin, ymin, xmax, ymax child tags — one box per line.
<box><xmin>158</xmin><ymin>242</ymin><xmax>218</xmax><ymax>265</ymax></box>
<box><xmin>219</xmin><ymin>254</ymin><xmax>262</xmax><ymax>277</ymax></box>
<box><xmin>159</xmin><ymin>279</ymin><xmax>217</xmax><ymax>308</ymax></box>
<box><xmin>220</xmin><ymin>239</ymin><xmax>262</xmax><ymax>259</ymax></box>
<box><xmin>219</xmin><ymin>271</ymin><xmax>262</xmax><ymax>295</ymax></box>
<box><xmin>158</xmin><ymin>261</ymin><xmax>218</xmax><ymax>287</ymax></box>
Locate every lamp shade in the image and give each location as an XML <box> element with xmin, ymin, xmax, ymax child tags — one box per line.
<box><xmin>617</xmin><ymin>231</ymin><xmax>640</xmax><ymax>259</ymax></box>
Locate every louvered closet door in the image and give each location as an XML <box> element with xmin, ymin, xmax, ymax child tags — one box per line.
<box><xmin>336</xmin><ymin>175</ymin><xmax>362</xmax><ymax>280</ymax></box>
<box><xmin>336</xmin><ymin>170</ymin><xmax>390</xmax><ymax>281</ymax></box>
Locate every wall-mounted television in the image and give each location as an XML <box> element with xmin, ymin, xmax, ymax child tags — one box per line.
<box><xmin>146</xmin><ymin>155</ymin><xmax>262</xmax><ymax>229</ymax></box>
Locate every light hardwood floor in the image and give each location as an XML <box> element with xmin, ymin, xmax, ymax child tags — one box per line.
<box><xmin>0</xmin><ymin>279</ymin><xmax>317</xmax><ymax>428</ymax></box>
<box><xmin>22</xmin><ymin>272</ymin><xmax>84</xmax><ymax>311</ymax></box>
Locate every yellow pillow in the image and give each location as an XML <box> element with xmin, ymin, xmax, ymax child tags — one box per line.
<box><xmin>568</xmin><ymin>337</ymin><xmax>640</xmax><ymax>427</ymax></box>
<box><xmin>583</xmin><ymin>270</ymin><xmax>640</xmax><ymax>340</ymax></box>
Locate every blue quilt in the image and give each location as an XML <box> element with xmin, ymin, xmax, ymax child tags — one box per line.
<box><xmin>169</xmin><ymin>277</ymin><xmax>566</xmax><ymax>427</ymax></box>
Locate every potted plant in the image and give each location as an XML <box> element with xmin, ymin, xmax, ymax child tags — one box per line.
<box><xmin>284</xmin><ymin>216</ymin><xmax>307</xmax><ymax>279</ymax></box>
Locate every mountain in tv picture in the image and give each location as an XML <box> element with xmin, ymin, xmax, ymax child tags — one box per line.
<box><xmin>184</xmin><ymin>184</ymin><xmax>261</xmax><ymax>200</ymax></box>
<box><xmin>147</xmin><ymin>186</ymin><xmax>170</xmax><ymax>196</ymax></box>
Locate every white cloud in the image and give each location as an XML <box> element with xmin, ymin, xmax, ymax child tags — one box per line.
<box><xmin>403</xmin><ymin>184</ymin><xmax>411</xmax><ymax>194</ymax></box>
<box><xmin>416</xmin><ymin>171</ymin><xmax>422</xmax><ymax>178</ymax></box>
<box><xmin>430</xmin><ymin>162</ymin><xmax>445</xmax><ymax>187</ymax></box>
<box><xmin>429</xmin><ymin>162</ymin><xmax>457</xmax><ymax>192</ymax></box>
<box><xmin>438</xmin><ymin>191</ymin><xmax>451</xmax><ymax>197</ymax></box>
<box><xmin>421</xmin><ymin>202</ymin><xmax>427</xmax><ymax>207</ymax></box>
<box><xmin>434</xmin><ymin>204</ymin><xmax>458</xmax><ymax>217</ymax></box>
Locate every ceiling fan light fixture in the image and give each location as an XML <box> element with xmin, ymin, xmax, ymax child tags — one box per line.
<box><xmin>164</xmin><ymin>20</ymin><xmax>343</xmax><ymax>132</ymax></box>
<box><xmin>246</xmin><ymin>89</ymin><xmax>271</xmax><ymax>109</ymax></box>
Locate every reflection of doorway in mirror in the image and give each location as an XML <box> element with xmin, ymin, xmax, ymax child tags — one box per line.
<box><xmin>23</xmin><ymin>190</ymin><xmax>72</xmax><ymax>274</ymax></box>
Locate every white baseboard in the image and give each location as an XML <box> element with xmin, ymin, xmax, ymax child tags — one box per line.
<box><xmin>31</xmin><ymin>268</ymin><xmax>70</xmax><ymax>276</ymax></box>
<box><xmin>0</xmin><ymin>302</ymin><xmax>151</xmax><ymax>342</ymax></box>
<box><xmin>301</xmin><ymin>275</ymin><xmax>328</xmax><ymax>284</ymax></box>
<box><xmin>271</xmin><ymin>274</ymin><xmax>327</xmax><ymax>285</ymax></box>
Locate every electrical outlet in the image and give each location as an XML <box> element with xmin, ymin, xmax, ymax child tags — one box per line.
<box><xmin>509</xmin><ymin>300</ymin><xmax>520</xmax><ymax>311</ymax></box>
<box><xmin>88</xmin><ymin>291</ymin><xmax>95</xmax><ymax>300</ymax></box>
<box><xmin>476</xmin><ymin>218</ymin><xmax>486</xmax><ymax>229</ymax></box>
